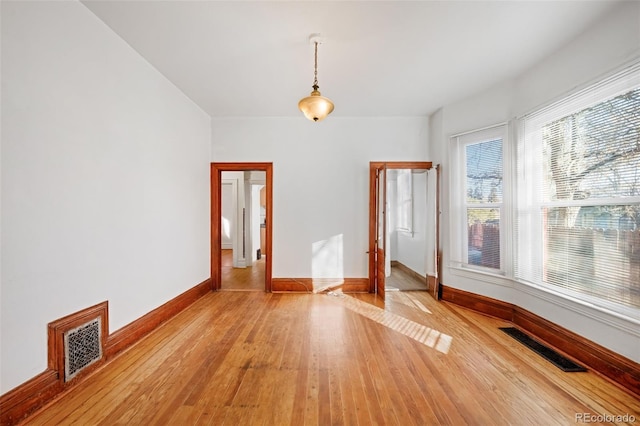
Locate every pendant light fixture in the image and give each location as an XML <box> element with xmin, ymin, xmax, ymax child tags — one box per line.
<box><xmin>298</xmin><ymin>34</ymin><xmax>334</xmax><ymax>122</ymax></box>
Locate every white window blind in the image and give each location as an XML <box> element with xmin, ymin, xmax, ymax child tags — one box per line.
<box><xmin>517</xmin><ymin>62</ymin><xmax>640</xmax><ymax>309</ymax></box>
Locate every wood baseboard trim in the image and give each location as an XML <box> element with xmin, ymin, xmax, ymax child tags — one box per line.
<box><xmin>512</xmin><ymin>307</ymin><xmax>640</xmax><ymax>398</ymax></box>
<box><xmin>440</xmin><ymin>285</ymin><xmax>512</xmax><ymax>320</ymax></box>
<box><xmin>441</xmin><ymin>285</ymin><xmax>640</xmax><ymax>398</ymax></box>
<box><xmin>271</xmin><ymin>278</ymin><xmax>369</xmax><ymax>293</ymax></box>
<box><xmin>271</xmin><ymin>278</ymin><xmax>315</xmax><ymax>292</ymax></box>
<box><xmin>106</xmin><ymin>278</ymin><xmax>211</xmax><ymax>356</ymax></box>
<box><xmin>0</xmin><ymin>370</ymin><xmax>60</xmax><ymax>426</ymax></box>
<box><xmin>0</xmin><ymin>278</ymin><xmax>211</xmax><ymax>426</ymax></box>
<box><xmin>342</xmin><ymin>279</ymin><xmax>369</xmax><ymax>293</ymax></box>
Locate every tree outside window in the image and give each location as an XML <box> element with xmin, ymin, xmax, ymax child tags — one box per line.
<box><xmin>537</xmin><ymin>88</ymin><xmax>640</xmax><ymax>307</ymax></box>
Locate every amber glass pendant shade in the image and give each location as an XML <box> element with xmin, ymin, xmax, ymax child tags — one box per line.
<box><xmin>298</xmin><ymin>89</ymin><xmax>335</xmax><ymax>122</ymax></box>
<box><xmin>299</xmin><ymin>35</ymin><xmax>334</xmax><ymax>122</ymax></box>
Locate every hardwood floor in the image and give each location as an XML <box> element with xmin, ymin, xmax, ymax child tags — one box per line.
<box><xmin>221</xmin><ymin>249</ymin><xmax>265</xmax><ymax>291</ymax></box>
<box><xmin>386</xmin><ymin>264</ymin><xmax>428</xmax><ymax>292</ymax></box>
<box><xmin>25</xmin><ymin>291</ymin><xmax>639</xmax><ymax>425</ymax></box>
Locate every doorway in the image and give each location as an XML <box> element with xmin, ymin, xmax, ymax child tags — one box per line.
<box><xmin>386</xmin><ymin>168</ymin><xmax>429</xmax><ymax>292</ymax></box>
<box><xmin>368</xmin><ymin>162</ymin><xmax>440</xmax><ymax>300</ymax></box>
<box><xmin>211</xmin><ymin>163</ymin><xmax>272</xmax><ymax>291</ymax></box>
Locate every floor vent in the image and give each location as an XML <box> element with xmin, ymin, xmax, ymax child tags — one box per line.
<box><xmin>499</xmin><ymin>327</ymin><xmax>587</xmax><ymax>372</ymax></box>
<box><xmin>64</xmin><ymin>318</ymin><xmax>103</xmax><ymax>382</ymax></box>
<box><xmin>48</xmin><ymin>301</ymin><xmax>108</xmax><ymax>384</ymax></box>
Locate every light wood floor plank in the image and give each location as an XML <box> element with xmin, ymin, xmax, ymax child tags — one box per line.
<box><xmin>23</xmin><ymin>285</ymin><xmax>640</xmax><ymax>426</ymax></box>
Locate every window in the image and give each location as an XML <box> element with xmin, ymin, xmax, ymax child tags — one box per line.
<box><xmin>451</xmin><ymin>125</ymin><xmax>508</xmax><ymax>272</ymax></box>
<box><xmin>396</xmin><ymin>169</ymin><xmax>413</xmax><ymax>233</ymax></box>
<box><xmin>517</xmin><ymin>64</ymin><xmax>640</xmax><ymax>309</ymax></box>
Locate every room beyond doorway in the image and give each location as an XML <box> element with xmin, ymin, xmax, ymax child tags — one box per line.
<box><xmin>385</xmin><ymin>168</ymin><xmax>430</xmax><ymax>292</ymax></box>
<box><xmin>386</xmin><ymin>261</ymin><xmax>429</xmax><ymax>291</ymax></box>
<box><xmin>211</xmin><ymin>162</ymin><xmax>273</xmax><ymax>292</ymax></box>
<box><xmin>221</xmin><ymin>249</ymin><xmax>266</xmax><ymax>291</ymax></box>
<box><xmin>368</xmin><ymin>161</ymin><xmax>439</xmax><ymax>300</ymax></box>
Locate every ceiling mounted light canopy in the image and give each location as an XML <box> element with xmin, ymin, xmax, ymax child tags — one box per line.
<box><xmin>298</xmin><ymin>34</ymin><xmax>334</xmax><ymax>122</ymax></box>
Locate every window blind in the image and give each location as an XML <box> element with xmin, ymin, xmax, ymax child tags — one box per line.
<box><xmin>517</xmin><ymin>62</ymin><xmax>640</xmax><ymax>310</ymax></box>
<box><xmin>451</xmin><ymin>124</ymin><xmax>506</xmax><ymax>272</ymax></box>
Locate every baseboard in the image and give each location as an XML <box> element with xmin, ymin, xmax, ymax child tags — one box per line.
<box><xmin>441</xmin><ymin>285</ymin><xmax>512</xmax><ymax>320</ymax></box>
<box><xmin>512</xmin><ymin>307</ymin><xmax>640</xmax><ymax>398</ymax></box>
<box><xmin>272</xmin><ymin>278</ymin><xmax>369</xmax><ymax>293</ymax></box>
<box><xmin>106</xmin><ymin>278</ymin><xmax>211</xmax><ymax>356</ymax></box>
<box><xmin>0</xmin><ymin>278</ymin><xmax>211</xmax><ymax>426</ymax></box>
<box><xmin>342</xmin><ymin>279</ymin><xmax>369</xmax><ymax>293</ymax></box>
<box><xmin>0</xmin><ymin>370</ymin><xmax>60</xmax><ymax>426</ymax></box>
<box><xmin>441</xmin><ymin>285</ymin><xmax>640</xmax><ymax>398</ymax></box>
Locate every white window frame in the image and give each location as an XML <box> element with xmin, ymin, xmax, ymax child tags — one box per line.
<box><xmin>450</xmin><ymin>124</ymin><xmax>511</xmax><ymax>275</ymax></box>
<box><xmin>395</xmin><ymin>169</ymin><xmax>414</xmax><ymax>234</ymax></box>
<box><xmin>516</xmin><ymin>62</ymin><xmax>640</xmax><ymax>314</ymax></box>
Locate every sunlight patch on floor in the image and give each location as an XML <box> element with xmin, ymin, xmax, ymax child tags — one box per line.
<box><xmin>393</xmin><ymin>292</ymin><xmax>432</xmax><ymax>314</ymax></box>
<box><xmin>327</xmin><ymin>292</ymin><xmax>452</xmax><ymax>354</ymax></box>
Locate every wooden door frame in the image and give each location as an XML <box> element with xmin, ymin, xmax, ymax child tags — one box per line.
<box><xmin>368</xmin><ymin>161</ymin><xmax>433</xmax><ymax>294</ymax></box>
<box><xmin>211</xmin><ymin>162</ymin><xmax>273</xmax><ymax>292</ymax></box>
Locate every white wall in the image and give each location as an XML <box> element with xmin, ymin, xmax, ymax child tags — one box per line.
<box><xmin>388</xmin><ymin>170</ymin><xmax>429</xmax><ymax>277</ymax></box>
<box><xmin>395</xmin><ymin>171</ymin><xmax>428</xmax><ymax>277</ymax></box>
<box><xmin>1</xmin><ymin>1</ymin><xmax>211</xmax><ymax>393</ymax></box>
<box><xmin>251</xmin><ymin>184</ymin><xmax>264</xmax><ymax>262</ymax></box>
<box><xmin>429</xmin><ymin>1</ymin><xmax>640</xmax><ymax>361</ymax></box>
<box><xmin>388</xmin><ymin>174</ymin><xmax>398</xmax><ymax>263</ymax></box>
<box><xmin>248</xmin><ymin>171</ymin><xmax>266</xmax><ymax>264</ymax></box>
<box><xmin>221</xmin><ymin>181</ymin><xmax>235</xmax><ymax>249</ymax></box>
<box><xmin>211</xmin><ymin>117</ymin><xmax>429</xmax><ymax>279</ymax></box>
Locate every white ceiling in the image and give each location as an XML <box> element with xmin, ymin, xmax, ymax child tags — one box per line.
<box><xmin>82</xmin><ymin>1</ymin><xmax>618</xmax><ymax>118</ymax></box>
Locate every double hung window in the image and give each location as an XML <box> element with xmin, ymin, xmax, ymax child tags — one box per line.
<box><xmin>517</xmin><ymin>65</ymin><xmax>640</xmax><ymax>309</ymax></box>
<box><xmin>396</xmin><ymin>169</ymin><xmax>413</xmax><ymax>233</ymax></box>
<box><xmin>451</xmin><ymin>125</ymin><xmax>508</xmax><ymax>273</ymax></box>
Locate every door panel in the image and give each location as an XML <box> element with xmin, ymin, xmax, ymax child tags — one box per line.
<box><xmin>432</xmin><ymin>164</ymin><xmax>442</xmax><ymax>299</ymax></box>
<box><xmin>376</xmin><ymin>247</ymin><xmax>386</xmax><ymax>298</ymax></box>
<box><xmin>375</xmin><ymin>165</ymin><xmax>386</xmax><ymax>298</ymax></box>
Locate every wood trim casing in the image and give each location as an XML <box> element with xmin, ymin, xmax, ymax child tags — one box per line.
<box><xmin>432</xmin><ymin>164</ymin><xmax>442</xmax><ymax>300</ymax></box>
<box><xmin>368</xmin><ymin>162</ymin><xmax>434</xmax><ymax>294</ymax></box>
<box><xmin>272</xmin><ymin>278</ymin><xmax>369</xmax><ymax>293</ymax></box>
<box><xmin>371</xmin><ymin>161</ymin><xmax>434</xmax><ymax>170</ymax></box>
<box><xmin>368</xmin><ymin>164</ymin><xmax>377</xmax><ymax>293</ymax></box>
<box><xmin>211</xmin><ymin>163</ymin><xmax>273</xmax><ymax>292</ymax></box>
<box><xmin>441</xmin><ymin>285</ymin><xmax>640</xmax><ymax>398</ymax></box>
<box><xmin>427</xmin><ymin>275</ymin><xmax>438</xmax><ymax>295</ymax></box>
<box><xmin>0</xmin><ymin>278</ymin><xmax>211</xmax><ymax>426</ymax></box>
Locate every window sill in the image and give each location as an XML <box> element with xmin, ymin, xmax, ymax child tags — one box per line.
<box><xmin>447</xmin><ymin>264</ymin><xmax>640</xmax><ymax>336</ymax></box>
<box><xmin>515</xmin><ymin>279</ymin><xmax>640</xmax><ymax>330</ymax></box>
<box><xmin>448</xmin><ymin>263</ymin><xmax>513</xmax><ymax>288</ymax></box>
